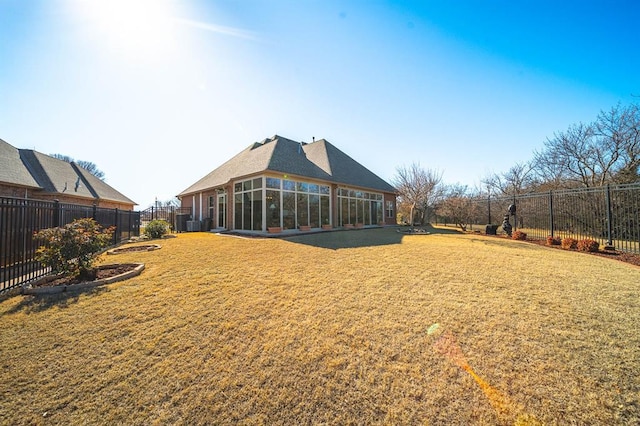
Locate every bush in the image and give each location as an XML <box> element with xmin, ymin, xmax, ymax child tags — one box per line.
<box><xmin>34</xmin><ymin>218</ymin><xmax>114</xmax><ymax>279</ymax></box>
<box><xmin>561</xmin><ymin>237</ymin><xmax>578</xmax><ymax>250</ymax></box>
<box><xmin>546</xmin><ymin>236</ymin><xmax>562</xmax><ymax>246</ymax></box>
<box><xmin>144</xmin><ymin>220</ymin><xmax>169</xmax><ymax>239</ymax></box>
<box><xmin>577</xmin><ymin>239</ymin><xmax>600</xmax><ymax>252</ymax></box>
<box><xmin>512</xmin><ymin>230</ymin><xmax>527</xmax><ymax>241</ymax></box>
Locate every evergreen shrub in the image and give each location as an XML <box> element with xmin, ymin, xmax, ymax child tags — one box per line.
<box><xmin>144</xmin><ymin>220</ymin><xmax>169</xmax><ymax>239</ymax></box>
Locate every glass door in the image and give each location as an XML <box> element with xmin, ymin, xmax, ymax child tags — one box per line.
<box><xmin>217</xmin><ymin>193</ymin><xmax>227</xmax><ymax>229</ymax></box>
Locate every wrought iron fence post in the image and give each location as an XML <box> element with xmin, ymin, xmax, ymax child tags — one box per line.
<box><xmin>128</xmin><ymin>210</ymin><xmax>133</xmax><ymax>239</ymax></box>
<box><xmin>549</xmin><ymin>190</ymin><xmax>554</xmax><ymax>238</ymax></box>
<box><xmin>605</xmin><ymin>184</ymin><xmax>613</xmax><ymax>247</ymax></box>
<box><xmin>53</xmin><ymin>199</ymin><xmax>61</xmax><ymax>227</ymax></box>
<box><xmin>113</xmin><ymin>208</ymin><xmax>119</xmax><ymax>244</ymax></box>
<box><xmin>513</xmin><ymin>194</ymin><xmax>517</xmax><ymax>232</ymax></box>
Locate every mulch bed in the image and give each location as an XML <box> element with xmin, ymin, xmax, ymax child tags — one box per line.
<box><xmin>32</xmin><ymin>264</ymin><xmax>140</xmax><ymax>288</ymax></box>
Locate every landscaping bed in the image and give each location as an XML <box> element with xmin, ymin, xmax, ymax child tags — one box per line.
<box><xmin>486</xmin><ymin>233</ymin><xmax>640</xmax><ymax>268</ymax></box>
<box><xmin>23</xmin><ymin>263</ymin><xmax>144</xmax><ymax>294</ymax></box>
<box><xmin>107</xmin><ymin>244</ymin><xmax>161</xmax><ymax>255</ymax></box>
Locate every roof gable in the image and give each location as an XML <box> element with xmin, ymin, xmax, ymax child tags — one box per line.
<box><xmin>306</xmin><ymin>139</ymin><xmax>396</xmax><ymax>192</ymax></box>
<box><xmin>74</xmin><ymin>165</ymin><xmax>137</xmax><ymax>205</ymax></box>
<box><xmin>25</xmin><ymin>150</ymin><xmax>98</xmax><ymax>198</ymax></box>
<box><xmin>0</xmin><ymin>138</ymin><xmax>40</xmax><ymax>188</ymax></box>
<box><xmin>0</xmin><ymin>138</ymin><xmax>136</xmax><ymax>205</ymax></box>
<box><xmin>178</xmin><ymin>138</ymin><xmax>277</xmax><ymax>195</ymax></box>
<box><xmin>178</xmin><ymin>135</ymin><xmax>395</xmax><ymax>196</ymax></box>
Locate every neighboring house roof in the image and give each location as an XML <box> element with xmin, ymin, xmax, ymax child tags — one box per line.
<box><xmin>178</xmin><ymin>135</ymin><xmax>396</xmax><ymax>196</ymax></box>
<box><xmin>0</xmin><ymin>137</ymin><xmax>136</xmax><ymax>205</ymax></box>
<box><xmin>0</xmin><ymin>138</ymin><xmax>40</xmax><ymax>189</ymax></box>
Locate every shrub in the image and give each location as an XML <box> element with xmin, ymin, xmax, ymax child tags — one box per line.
<box><xmin>144</xmin><ymin>220</ymin><xmax>169</xmax><ymax>239</ymax></box>
<box><xmin>577</xmin><ymin>239</ymin><xmax>600</xmax><ymax>252</ymax></box>
<box><xmin>512</xmin><ymin>230</ymin><xmax>527</xmax><ymax>241</ymax></box>
<box><xmin>34</xmin><ymin>218</ymin><xmax>114</xmax><ymax>279</ymax></box>
<box><xmin>561</xmin><ymin>237</ymin><xmax>578</xmax><ymax>250</ymax></box>
<box><xmin>546</xmin><ymin>236</ymin><xmax>562</xmax><ymax>246</ymax></box>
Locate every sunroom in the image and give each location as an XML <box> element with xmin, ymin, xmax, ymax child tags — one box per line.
<box><xmin>177</xmin><ymin>135</ymin><xmax>397</xmax><ymax>233</ymax></box>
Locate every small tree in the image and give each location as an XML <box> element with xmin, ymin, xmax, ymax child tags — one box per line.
<box><xmin>392</xmin><ymin>162</ymin><xmax>444</xmax><ymax>227</ymax></box>
<box><xmin>437</xmin><ymin>184</ymin><xmax>481</xmax><ymax>231</ymax></box>
<box><xmin>34</xmin><ymin>218</ymin><xmax>114</xmax><ymax>280</ymax></box>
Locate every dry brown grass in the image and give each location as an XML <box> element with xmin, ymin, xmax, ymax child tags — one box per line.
<box><xmin>1</xmin><ymin>228</ymin><xmax>639</xmax><ymax>425</ymax></box>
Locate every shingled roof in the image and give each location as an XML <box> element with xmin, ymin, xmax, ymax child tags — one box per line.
<box><xmin>178</xmin><ymin>135</ymin><xmax>396</xmax><ymax>196</ymax></box>
<box><xmin>0</xmin><ymin>138</ymin><xmax>40</xmax><ymax>189</ymax></box>
<box><xmin>0</xmin><ymin>138</ymin><xmax>136</xmax><ymax>205</ymax></box>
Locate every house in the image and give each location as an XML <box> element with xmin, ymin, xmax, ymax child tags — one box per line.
<box><xmin>0</xmin><ymin>138</ymin><xmax>136</xmax><ymax>210</ymax></box>
<box><xmin>177</xmin><ymin>135</ymin><xmax>397</xmax><ymax>232</ymax></box>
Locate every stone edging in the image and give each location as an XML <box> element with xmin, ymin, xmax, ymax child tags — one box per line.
<box><xmin>106</xmin><ymin>244</ymin><xmax>161</xmax><ymax>255</ymax></box>
<box><xmin>22</xmin><ymin>263</ymin><xmax>145</xmax><ymax>295</ymax></box>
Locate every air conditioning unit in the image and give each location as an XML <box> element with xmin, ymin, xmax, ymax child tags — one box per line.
<box><xmin>186</xmin><ymin>220</ymin><xmax>201</xmax><ymax>232</ymax></box>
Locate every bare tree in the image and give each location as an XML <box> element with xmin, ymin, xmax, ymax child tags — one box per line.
<box><xmin>483</xmin><ymin>162</ymin><xmax>536</xmax><ymax>196</ymax></box>
<box><xmin>392</xmin><ymin>163</ymin><xmax>444</xmax><ymax>227</ymax></box>
<box><xmin>594</xmin><ymin>103</ymin><xmax>640</xmax><ymax>184</ymax></box>
<box><xmin>51</xmin><ymin>154</ymin><xmax>106</xmax><ymax>181</ymax></box>
<box><xmin>436</xmin><ymin>184</ymin><xmax>481</xmax><ymax>231</ymax></box>
<box><xmin>532</xmin><ymin>122</ymin><xmax>599</xmax><ymax>188</ymax></box>
<box><xmin>532</xmin><ymin>103</ymin><xmax>640</xmax><ymax>188</ymax></box>
<box><xmin>158</xmin><ymin>198</ymin><xmax>180</xmax><ymax>208</ymax></box>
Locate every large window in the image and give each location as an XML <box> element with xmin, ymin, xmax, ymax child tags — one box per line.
<box><xmin>234</xmin><ymin>178</ymin><xmax>263</xmax><ymax>231</ymax></box>
<box><xmin>309</xmin><ymin>194</ymin><xmax>319</xmax><ymax>227</ymax></box>
<box><xmin>297</xmin><ymin>193</ymin><xmax>309</xmax><ymax>226</ymax></box>
<box><xmin>266</xmin><ymin>190</ymin><xmax>280</xmax><ymax>228</ymax></box>
<box><xmin>320</xmin><ymin>195</ymin><xmax>330</xmax><ymax>226</ymax></box>
<box><xmin>338</xmin><ymin>188</ymin><xmax>384</xmax><ymax>226</ymax></box>
<box><xmin>283</xmin><ymin>190</ymin><xmax>296</xmax><ymax>229</ymax></box>
<box><xmin>386</xmin><ymin>200</ymin><xmax>394</xmax><ymax>219</ymax></box>
<box><xmin>234</xmin><ymin>176</ymin><xmax>331</xmax><ymax>231</ymax></box>
<box><xmin>208</xmin><ymin>196</ymin><xmax>215</xmax><ymax>220</ymax></box>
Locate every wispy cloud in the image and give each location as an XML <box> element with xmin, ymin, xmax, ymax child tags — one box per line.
<box><xmin>173</xmin><ymin>18</ymin><xmax>258</xmax><ymax>41</ymax></box>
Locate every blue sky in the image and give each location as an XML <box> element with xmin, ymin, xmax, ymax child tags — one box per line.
<box><xmin>2</xmin><ymin>0</ymin><xmax>639</xmax><ymax>208</ymax></box>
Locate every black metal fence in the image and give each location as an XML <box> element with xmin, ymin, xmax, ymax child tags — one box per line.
<box><xmin>139</xmin><ymin>205</ymin><xmax>193</xmax><ymax>232</ymax></box>
<box><xmin>446</xmin><ymin>183</ymin><xmax>640</xmax><ymax>254</ymax></box>
<box><xmin>1</xmin><ymin>197</ymin><xmax>140</xmax><ymax>293</ymax></box>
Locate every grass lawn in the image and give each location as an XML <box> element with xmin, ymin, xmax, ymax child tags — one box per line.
<box><xmin>1</xmin><ymin>227</ymin><xmax>639</xmax><ymax>425</ymax></box>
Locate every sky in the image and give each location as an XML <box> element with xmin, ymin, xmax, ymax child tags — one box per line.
<box><xmin>1</xmin><ymin>0</ymin><xmax>639</xmax><ymax>209</ymax></box>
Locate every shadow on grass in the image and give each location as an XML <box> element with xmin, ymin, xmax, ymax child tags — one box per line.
<box><xmin>2</xmin><ymin>286</ymin><xmax>110</xmax><ymax>314</ymax></box>
<box><xmin>284</xmin><ymin>225</ymin><xmax>461</xmax><ymax>250</ymax></box>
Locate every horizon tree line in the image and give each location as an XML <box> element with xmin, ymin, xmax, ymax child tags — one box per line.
<box><xmin>394</xmin><ymin>102</ymin><xmax>640</xmax><ymax>228</ymax></box>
